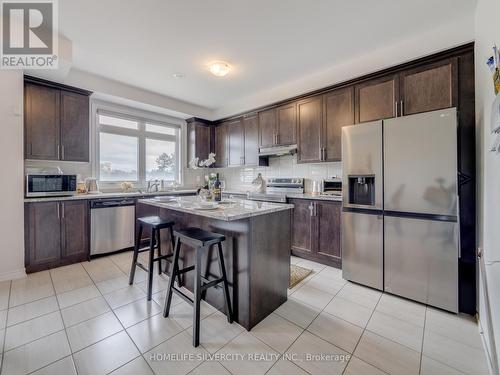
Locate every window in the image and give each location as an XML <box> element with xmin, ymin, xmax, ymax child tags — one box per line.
<box><xmin>95</xmin><ymin>105</ymin><xmax>182</xmax><ymax>185</ymax></box>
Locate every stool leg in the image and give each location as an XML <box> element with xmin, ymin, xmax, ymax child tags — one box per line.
<box><xmin>217</xmin><ymin>242</ymin><xmax>233</xmax><ymax>323</ymax></box>
<box><xmin>147</xmin><ymin>228</ymin><xmax>155</xmax><ymax>301</ymax></box>
<box><xmin>163</xmin><ymin>236</ymin><xmax>180</xmax><ymax>317</ymax></box>
<box><xmin>156</xmin><ymin>229</ymin><xmax>162</xmax><ymax>275</ymax></box>
<box><xmin>193</xmin><ymin>246</ymin><xmax>202</xmax><ymax>347</ymax></box>
<box><xmin>168</xmin><ymin>226</ymin><xmax>182</xmax><ymax>287</ymax></box>
<box><xmin>129</xmin><ymin>224</ymin><xmax>143</xmax><ymax>285</ymax></box>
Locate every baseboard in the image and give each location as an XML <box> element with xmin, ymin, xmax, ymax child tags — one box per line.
<box><xmin>0</xmin><ymin>268</ymin><xmax>26</xmax><ymax>282</ymax></box>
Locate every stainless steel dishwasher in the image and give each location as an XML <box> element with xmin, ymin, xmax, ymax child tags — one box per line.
<box><xmin>90</xmin><ymin>198</ymin><xmax>136</xmax><ymax>256</ymax></box>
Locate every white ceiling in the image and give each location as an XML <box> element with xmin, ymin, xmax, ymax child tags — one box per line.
<box><xmin>60</xmin><ymin>0</ymin><xmax>476</xmax><ymax>119</ymax></box>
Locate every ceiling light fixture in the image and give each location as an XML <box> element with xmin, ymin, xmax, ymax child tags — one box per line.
<box><xmin>172</xmin><ymin>72</ymin><xmax>185</xmax><ymax>78</ymax></box>
<box><xmin>209</xmin><ymin>61</ymin><xmax>231</xmax><ymax>77</ymax></box>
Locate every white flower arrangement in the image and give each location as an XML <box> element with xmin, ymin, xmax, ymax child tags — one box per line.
<box><xmin>189</xmin><ymin>153</ymin><xmax>216</xmax><ymax>169</ymax></box>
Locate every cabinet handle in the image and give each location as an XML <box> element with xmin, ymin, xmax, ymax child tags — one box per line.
<box><xmin>308</xmin><ymin>203</ymin><xmax>314</xmax><ymax>217</ymax></box>
<box><xmin>314</xmin><ymin>202</ymin><xmax>318</xmax><ymax>216</ymax></box>
<box><xmin>57</xmin><ymin>203</ymin><xmax>60</xmax><ymax>219</ymax></box>
<box><xmin>57</xmin><ymin>144</ymin><xmax>60</xmax><ymax>159</ymax></box>
<box><xmin>61</xmin><ymin>145</ymin><xmax>65</xmax><ymax>160</ymax></box>
<box><xmin>400</xmin><ymin>100</ymin><xmax>404</xmax><ymax>116</ymax></box>
<box><xmin>394</xmin><ymin>101</ymin><xmax>398</xmax><ymax>117</ymax></box>
<box><xmin>61</xmin><ymin>203</ymin><xmax>65</xmax><ymax>219</ymax></box>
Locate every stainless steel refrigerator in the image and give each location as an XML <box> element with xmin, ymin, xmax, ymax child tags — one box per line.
<box><xmin>342</xmin><ymin>108</ymin><xmax>459</xmax><ymax>313</ymax></box>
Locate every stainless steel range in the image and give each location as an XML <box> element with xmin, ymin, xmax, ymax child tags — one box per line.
<box><xmin>247</xmin><ymin>178</ymin><xmax>304</xmax><ymax>202</ymax></box>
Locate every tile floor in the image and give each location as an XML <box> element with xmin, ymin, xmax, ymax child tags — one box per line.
<box><xmin>0</xmin><ymin>252</ymin><xmax>490</xmax><ymax>375</ymax></box>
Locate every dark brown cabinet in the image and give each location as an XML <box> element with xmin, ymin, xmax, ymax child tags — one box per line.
<box><xmin>297</xmin><ymin>96</ymin><xmax>322</xmax><ymax>163</ymax></box>
<box><xmin>258</xmin><ymin>108</ymin><xmax>276</xmax><ymax>147</ymax></box>
<box><xmin>24</xmin><ymin>79</ymin><xmax>91</xmax><ymax>162</ymax></box>
<box><xmin>400</xmin><ymin>58</ymin><xmax>458</xmax><ymax>116</ymax></box>
<box><xmin>322</xmin><ymin>87</ymin><xmax>355</xmax><ymax>161</ymax></box>
<box><xmin>215</xmin><ymin>122</ymin><xmax>229</xmax><ymax>167</ymax></box>
<box><xmin>355</xmin><ymin>74</ymin><xmax>399</xmax><ymax>123</ymax></box>
<box><xmin>186</xmin><ymin>119</ymin><xmax>211</xmax><ymax>166</ymax></box>
<box><xmin>228</xmin><ymin>118</ymin><xmax>244</xmax><ymax>166</ymax></box>
<box><xmin>25</xmin><ymin>200</ymin><xmax>89</xmax><ymax>273</ymax></box>
<box><xmin>276</xmin><ymin>103</ymin><xmax>297</xmax><ymax>145</ymax></box>
<box><xmin>290</xmin><ymin>198</ymin><xmax>342</xmax><ymax>268</ymax></box>
<box><xmin>243</xmin><ymin>114</ymin><xmax>259</xmax><ymax>166</ymax></box>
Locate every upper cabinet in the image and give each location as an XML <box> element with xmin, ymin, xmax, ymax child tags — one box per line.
<box><xmin>215</xmin><ymin>122</ymin><xmax>228</xmax><ymax>167</ymax></box>
<box><xmin>24</xmin><ymin>78</ymin><xmax>91</xmax><ymax>162</ymax></box>
<box><xmin>297</xmin><ymin>96</ymin><xmax>322</xmax><ymax>163</ymax></box>
<box><xmin>243</xmin><ymin>114</ymin><xmax>259</xmax><ymax>166</ymax></box>
<box><xmin>355</xmin><ymin>74</ymin><xmax>399</xmax><ymax>123</ymax></box>
<box><xmin>258</xmin><ymin>108</ymin><xmax>276</xmax><ymax>147</ymax></box>
<box><xmin>399</xmin><ymin>58</ymin><xmax>458</xmax><ymax>116</ymax></box>
<box><xmin>322</xmin><ymin>87</ymin><xmax>355</xmax><ymax>161</ymax></box>
<box><xmin>276</xmin><ymin>103</ymin><xmax>296</xmax><ymax>145</ymax></box>
<box><xmin>228</xmin><ymin>118</ymin><xmax>244</xmax><ymax>166</ymax></box>
<box><xmin>186</xmin><ymin>119</ymin><xmax>211</xmax><ymax>166</ymax></box>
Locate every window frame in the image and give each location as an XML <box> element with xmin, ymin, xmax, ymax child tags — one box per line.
<box><xmin>91</xmin><ymin>100</ymin><xmax>185</xmax><ymax>188</ymax></box>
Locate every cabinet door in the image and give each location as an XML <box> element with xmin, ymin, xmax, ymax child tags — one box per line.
<box><xmin>243</xmin><ymin>115</ymin><xmax>259</xmax><ymax>166</ymax></box>
<box><xmin>323</xmin><ymin>87</ymin><xmax>354</xmax><ymax>161</ymax></box>
<box><xmin>400</xmin><ymin>58</ymin><xmax>458</xmax><ymax>116</ymax></box>
<box><xmin>228</xmin><ymin>119</ymin><xmax>244</xmax><ymax>166</ymax></box>
<box><xmin>290</xmin><ymin>199</ymin><xmax>314</xmax><ymax>253</ymax></box>
<box><xmin>24</xmin><ymin>83</ymin><xmax>60</xmax><ymax>160</ymax></box>
<box><xmin>60</xmin><ymin>91</ymin><xmax>89</xmax><ymax>162</ymax></box>
<box><xmin>297</xmin><ymin>96</ymin><xmax>322</xmax><ymax>163</ymax></box>
<box><xmin>315</xmin><ymin>201</ymin><xmax>342</xmax><ymax>263</ymax></box>
<box><xmin>276</xmin><ymin>103</ymin><xmax>296</xmax><ymax>145</ymax></box>
<box><xmin>187</xmin><ymin>122</ymin><xmax>211</xmax><ymax>165</ymax></box>
<box><xmin>355</xmin><ymin>74</ymin><xmax>399</xmax><ymax>123</ymax></box>
<box><xmin>215</xmin><ymin>123</ymin><xmax>228</xmax><ymax>167</ymax></box>
<box><xmin>258</xmin><ymin>108</ymin><xmax>277</xmax><ymax>147</ymax></box>
<box><xmin>61</xmin><ymin>201</ymin><xmax>89</xmax><ymax>261</ymax></box>
<box><xmin>25</xmin><ymin>202</ymin><xmax>61</xmax><ymax>271</ymax></box>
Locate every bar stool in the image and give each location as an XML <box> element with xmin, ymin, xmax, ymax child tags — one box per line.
<box><xmin>163</xmin><ymin>227</ymin><xmax>233</xmax><ymax>347</ymax></box>
<box><xmin>129</xmin><ymin>216</ymin><xmax>180</xmax><ymax>300</ymax></box>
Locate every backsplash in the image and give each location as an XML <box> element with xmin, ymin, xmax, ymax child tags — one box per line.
<box><xmin>184</xmin><ymin>154</ymin><xmax>342</xmax><ymax>192</ymax></box>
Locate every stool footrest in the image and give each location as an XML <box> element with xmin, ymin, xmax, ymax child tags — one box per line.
<box><xmin>172</xmin><ymin>286</ymin><xmax>194</xmax><ymax>305</ymax></box>
<box><xmin>138</xmin><ymin>246</ymin><xmax>156</xmax><ymax>253</ymax></box>
<box><xmin>200</xmin><ymin>278</ymin><xmax>224</xmax><ymax>291</ymax></box>
<box><xmin>177</xmin><ymin>265</ymin><xmax>195</xmax><ymax>275</ymax></box>
<box><xmin>136</xmin><ymin>262</ymin><xmax>149</xmax><ymax>273</ymax></box>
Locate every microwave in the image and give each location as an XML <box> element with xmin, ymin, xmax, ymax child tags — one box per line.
<box><xmin>320</xmin><ymin>178</ymin><xmax>342</xmax><ymax>196</ymax></box>
<box><xmin>26</xmin><ymin>174</ymin><xmax>77</xmax><ymax>197</ymax></box>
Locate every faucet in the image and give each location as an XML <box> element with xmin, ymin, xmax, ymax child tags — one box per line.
<box><xmin>147</xmin><ymin>180</ymin><xmax>160</xmax><ymax>193</ymax></box>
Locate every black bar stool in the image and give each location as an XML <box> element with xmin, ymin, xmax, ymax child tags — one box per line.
<box><xmin>129</xmin><ymin>216</ymin><xmax>180</xmax><ymax>300</ymax></box>
<box><xmin>163</xmin><ymin>227</ymin><xmax>233</xmax><ymax>347</ymax></box>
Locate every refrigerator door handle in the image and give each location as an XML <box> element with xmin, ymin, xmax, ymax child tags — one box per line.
<box><xmin>457</xmin><ymin>194</ymin><xmax>461</xmax><ymax>259</ymax></box>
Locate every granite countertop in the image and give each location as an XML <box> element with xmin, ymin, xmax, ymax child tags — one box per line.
<box><xmin>139</xmin><ymin>196</ymin><xmax>294</xmax><ymax>222</ymax></box>
<box><xmin>24</xmin><ymin>189</ymin><xmax>198</xmax><ymax>203</ymax></box>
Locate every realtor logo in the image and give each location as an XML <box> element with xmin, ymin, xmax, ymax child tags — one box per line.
<box><xmin>1</xmin><ymin>0</ymin><xmax>58</xmax><ymax>69</ymax></box>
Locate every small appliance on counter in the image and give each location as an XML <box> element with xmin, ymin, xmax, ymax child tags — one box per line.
<box><xmin>247</xmin><ymin>177</ymin><xmax>304</xmax><ymax>203</ymax></box>
<box><xmin>85</xmin><ymin>178</ymin><xmax>100</xmax><ymax>194</ymax></box>
<box><xmin>320</xmin><ymin>177</ymin><xmax>342</xmax><ymax>196</ymax></box>
<box><xmin>26</xmin><ymin>174</ymin><xmax>77</xmax><ymax>197</ymax></box>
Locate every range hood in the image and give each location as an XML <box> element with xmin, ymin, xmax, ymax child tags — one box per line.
<box><xmin>258</xmin><ymin>144</ymin><xmax>297</xmax><ymax>157</ymax></box>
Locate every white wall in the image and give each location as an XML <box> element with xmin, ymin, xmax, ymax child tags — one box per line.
<box><xmin>475</xmin><ymin>0</ymin><xmax>500</xmax><ymax>371</ymax></box>
<box><xmin>0</xmin><ymin>71</ymin><xmax>26</xmax><ymax>280</ymax></box>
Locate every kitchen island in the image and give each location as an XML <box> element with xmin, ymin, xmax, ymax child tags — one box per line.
<box><xmin>137</xmin><ymin>196</ymin><xmax>294</xmax><ymax>330</ymax></box>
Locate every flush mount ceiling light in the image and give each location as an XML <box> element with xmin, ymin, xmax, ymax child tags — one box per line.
<box><xmin>209</xmin><ymin>61</ymin><xmax>231</xmax><ymax>77</ymax></box>
<box><xmin>172</xmin><ymin>72</ymin><xmax>185</xmax><ymax>78</ymax></box>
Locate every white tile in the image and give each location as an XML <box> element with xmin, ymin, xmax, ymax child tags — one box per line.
<box><xmin>0</xmin><ymin>309</ymin><xmax>6</xmax><ymax>329</ymax></box>
<box><xmin>50</xmin><ymin>264</ymin><xmax>93</xmax><ymax>294</ymax></box>
<box><xmin>308</xmin><ymin>312</ymin><xmax>363</xmax><ymax>353</ymax></box>
<box><xmin>189</xmin><ymin>361</ymin><xmax>231</xmax><ymax>375</ymax></box>
<box><xmin>267</xmin><ymin>359</ymin><xmax>309</xmax><ymax>375</ymax></box>
<box><xmin>425</xmin><ymin>307</ymin><xmax>484</xmax><ymax>350</ymax></box>
<box><xmin>152</xmin><ymin>288</ymin><xmax>183</xmax><ymax>308</ymax></box>
<box><xmin>344</xmin><ymin>356</ymin><xmax>387</xmax><ymax>375</ymax></box>
<box><xmin>251</xmin><ymin>313</ymin><xmax>303</xmax><ymax>354</ymax></box>
<box><xmin>420</xmin><ymin>355</ymin><xmax>467</xmax><ymax>375</ymax></box>
<box><xmin>274</xmin><ymin>297</ymin><xmax>320</xmax><ymax>329</ymax></box>
<box><xmin>6</xmin><ymin>296</ymin><xmax>59</xmax><ymax>327</ymax></box>
<box><xmin>66</xmin><ymin>311</ymin><xmax>123</xmax><ymax>352</ymax></box>
<box><xmin>423</xmin><ymin>330</ymin><xmax>489</xmax><ymax>375</ymax></box>
<box><xmin>290</xmin><ymin>256</ymin><xmax>302</xmax><ymax>265</ymax></box>
<box><xmin>376</xmin><ymin>293</ymin><xmax>426</xmax><ymax>327</ymax></box>
<box><xmin>4</xmin><ymin>311</ymin><xmax>64</xmax><ymax>351</ymax></box>
<box><xmin>219</xmin><ymin>331</ymin><xmax>278</xmax><ymax>375</ymax></box>
<box><xmin>73</xmin><ymin>331</ymin><xmax>140</xmax><ymax>375</ymax></box>
<box><xmin>137</xmin><ymin>274</ymin><xmax>171</xmax><ymax>294</ymax></box>
<box><xmin>168</xmin><ymin>300</ymin><xmax>216</xmax><ymax>329</ymax></box>
<box><xmin>126</xmin><ymin>313</ymin><xmax>183</xmax><ymax>353</ymax></box>
<box><xmin>286</xmin><ymin>331</ymin><xmax>349</xmax><ymax>375</ymax></box>
<box><xmin>95</xmin><ymin>275</ymin><xmax>130</xmax><ymax>295</ymax></box>
<box><xmin>31</xmin><ymin>356</ymin><xmax>77</xmax><ymax>375</ymax></box>
<box><xmin>304</xmin><ymin>274</ymin><xmax>345</xmax><ymax>295</ymax></box>
<box><xmin>290</xmin><ymin>285</ymin><xmax>334</xmax><ymax>310</ymax></box>
<box><xmin>103</xmin><ymin>285</ymin><xmax>146</xmax><ymax>309</ymax></box>
<box><xmin>56</xmin><ymin>285</ymin><xmax>101</xmax><ymax>309</ymax></box>
<box><xmin>9</xmin><ymin>271</ymin><xmax>54</xmax><ymax>307</ymax></box>
<box><xmin>2</xmin><ymin>331</ymin><xmax>71</xmax><ymax>375</ymax></box>
<box><xmin>324</xmin><ymin>296</ymin><xmax>373</xmax><ymax>328</ymax></box>
<box><xmin>336</xmin><ymin>282</ymin><xmax>381</xmax><ymax>309</ymax></box>
<box><xmin>114</xmin><ymin>299</ymin><xmax>162</xmax><ymax>328</ymax></box>
<box><xmin>60</xmin><ymin>296</ymin><xmax>110</xmax><ymax>327</ymax></box>
<box><xmin>109</xmin><ymin>356</ymin><xmax>154</xmax><ymax>375</ymax></box>
<box><xmin>354</xmin><ymin>331</ymin><xmax>420</xmax><ymax>375</ymax></box>
<box><xmin>318</xmin><ymin>266</ymin><xmax>345</xmax><ymax>281</ymax></box>
<box><xmin>81</xmin><ymin>258</ymin><xmax>126</xmax><ymax>283</ymax></box>
<box><xmin>294</xmin><ymin>259</ymin><xmax>326</xmax><ymax>273</ymax></box>
<box><xmin>145</xmin><ymin>331</ymin><xmax>208</xmax><ymax>375</ymax></box>
<box><xmin>187</xmin><ymin>310</ymin><xmax>244</xmax><ymax>354</ymax></box>
<box><xmin>0</xmin><ymin>280</ymin><xmax>11</xmax><ymax>310</ymax></box>
<box><xmin>366</xmin><ymin>310</ymin><xmax>423</xmax><ymax>352</ymax></box>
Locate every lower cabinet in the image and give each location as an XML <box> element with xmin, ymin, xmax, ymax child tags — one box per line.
<box><xmin>25</xmin><ymin>201</ymin><xmax>89</xmax><ymax>273</ymax></box>
<box><xmin>289</xmin><ymin>198</ymin><xmax>342</xmax><ymax>268</ymax></box>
